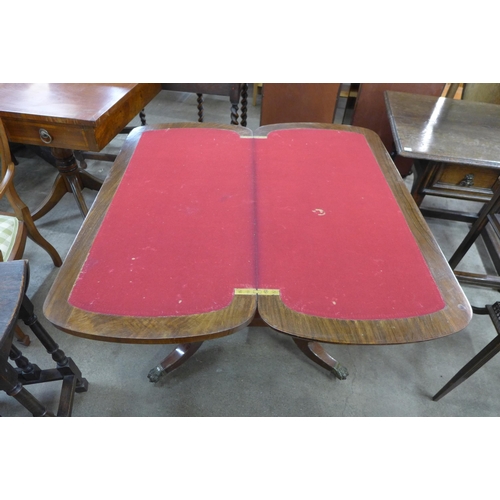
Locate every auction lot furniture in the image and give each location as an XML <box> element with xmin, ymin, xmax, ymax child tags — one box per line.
<box><xmin>1</xmin><ymin>117</ymin><xmax>61</xmax><ymax>268</ymax></box>
<box><xmin>385</xmin><ymin>90</ymin><xmax>500</xmax><ymax>284</ymax></box>
<box><xmin>43</xmin><ymin>123</ymin><xmax>471</xmax><ymax>383</ymax></box>
<box><xmin>0</xmin><ymin>260</ymin><xmax>88</xmax><ymax>416</ymax></box>
<box><xmin>351</xmin><ymin>84</ymin><xmax>446</xmax><ymax>176</ymax></box>
<box><xmin>0</xmin><ymin>83</ymin><xmax>161</xmax><ymax>219</ymax></box>
<box><xmin>260</xmin><ymin>84</ymin><xmax>341</xmax><ymax>126</ymax></box>
<box><xmin>385</xmin><ymin>91</ymin><xmax>500</xmax><ymax>218</ymax></box>
<box><xmin>161</xmin><ymin>84</ymin><xmax>248</xmax><ymax>126</ymax></box>
<box><xmin>386</xmin><ymin>90</ymin><xmax>500</xmax><ymax>399</ymax></box>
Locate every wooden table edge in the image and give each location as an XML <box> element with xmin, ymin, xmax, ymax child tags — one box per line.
<box><xmin>43</xmin><ymin>123</ymin><xmax>255</xmax><ymax>343</ymax></box>
<box><xmin>255</xmin><ymin>123</ymin><xmax>472</xmax><ymax>343</ymax></box>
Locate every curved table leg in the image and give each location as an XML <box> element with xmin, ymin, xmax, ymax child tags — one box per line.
<box><xmin>30</xmin><ymin>174</ymin><xmax>68</xmax><ymax>221</ymax></box>
<box><xmin>292</xmin><ymin>338</ymin><xmax>348</xmax><ymax>380</ymax></box>
<box><xmin>37</xmin><ymin>148</ymin><xmax>98</xmax><ymax>219</ymax></box>
<box><xmin>148</xmin><ymin>342</ymin><xmax>204</xmax><ymax>383</ymax></box>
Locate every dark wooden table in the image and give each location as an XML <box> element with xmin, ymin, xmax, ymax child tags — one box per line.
<box><xmin>43</xmin><ymin>122</ymin><xmax>471</xmax><ymax>383</ymax></box>
<box><xmin>385</xmin><ymin>90</ymin><xmax>500</xmax><ymax>285</ymax></box>
<box><xmin>0</xmin><ymin>83</ymin><xmax>161</xmax><ymax>218</ymax></box>
<box><xmin>385</xmin><ymin>91</ymin><xmax>500</xmax><ymax>214</ymax></box>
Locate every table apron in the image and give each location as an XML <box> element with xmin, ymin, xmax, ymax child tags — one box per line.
<box><xmin>3</xmin><ymin>117</ymin><xmax>99</xmax><ymax>151</ymax></box>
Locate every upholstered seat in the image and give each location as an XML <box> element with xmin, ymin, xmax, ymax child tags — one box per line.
<box><xmin>0</xmin><ymin>213</ymin><xmax>19</xmax><ymax>261</ymax></box>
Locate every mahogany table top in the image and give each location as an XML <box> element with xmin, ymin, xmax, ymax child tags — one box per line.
<box><xmin>385</xmin><ymin>91</ymin><xmax>500</xmax><ymax>168</ymax></box>
<box><xmin>0</xmin><ymin>83</ymin><xmax>161</xmax><ymax>151</ymax></box>
<box><xmin>43</xmin><ymin>123</ymin><xmax>472</xmax><ymax>346</ymax></box>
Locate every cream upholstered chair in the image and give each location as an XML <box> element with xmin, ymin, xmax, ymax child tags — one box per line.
<box><xmin>1</xmin><ymin>118</ymin><xmax>62</xmax><ymax>345</ymax></box>
<box><xmin>0</xmin><ymin>163</ymin><xmax>23</xmax><ymax>262</ymax></box>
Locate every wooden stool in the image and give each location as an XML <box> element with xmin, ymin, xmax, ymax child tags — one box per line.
<box><xmin>0</xmin><ymin>260</ymin><xmax>88</xmax><ymax>416</ymax></box>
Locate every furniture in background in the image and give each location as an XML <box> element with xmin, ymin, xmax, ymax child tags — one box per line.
<box><xmin>1</xmin><ymin>117</ymin><xmax>63</xmax><ymax>345</ymax></box>
<box><xmin>0</xmin><ymin>83</ymin><xmax>161</xmax><ymax>219</ymax></box>
<box><xmin>434</xmin><ymin>184</ymin><xmax>500</xmax><ymax>399</ymax></box>
<box><xmin>350</xmin><ymin>83</ymin><xmax>446</xmax><ymax>176</ymax></box>
<box><xmin>433</xmin><ymin>301</ymin><xmax>500</xmax><ymax>400</ymax></box>
<box><xmin>259</xmin><ymin>84</ymin><xmax>341</xmax><ymax>126</ymax></box>
<box><xmin>161</xmin><ymin>84</ymin><xmax>249</xmax><ymax>126</ymax></box>
<box><xmin>386</xmin><ymin>90</ymin><xmax>500</xmax><ymax>219</ymax></box>
<box><xmin>386</xmin><ymin>87</ymin><xmax>500</xmax><ymax>401</ymax></box>
<box><xmin>252</xmin><ymin>83</ymin><xmax>262</xmax><ymax>105</ymax></box>
<box><xmin>462</xmin><ymin>83</ymin><xmax>500</xmax><ymax>104</ymax></box>
<box><xmin>0</xmin><ymin>260</ymin><xmax>88</xmax><ymax>416</ymax></box>
<box><xmin>78</xmin><ymin>84</ymin><xmax>249</xmax><ymax>169</ymax></box>
<box><xmin>0</xmin><ymin>117</ymin><xmax>61</xmax><ymax>266</ymax></box>
<box><xmin>44</xmin><ymin>122</ymin><xmax>470</xmax><ymax>384</ymax></box>
<box><xmin>386</xmin><ymin>90</ymin><xmax>500</xmax><ymax>274</ymax></box>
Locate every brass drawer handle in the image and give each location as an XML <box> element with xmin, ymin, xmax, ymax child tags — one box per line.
<box><xmin>459</xmin><ymin>174</ymin><xmax>474</xmax><ymax>187</ymax></box>
<box><xmin>39</xmin><ymin>128</ymin><xmax>53</xmax><ymax>144</ymax></box>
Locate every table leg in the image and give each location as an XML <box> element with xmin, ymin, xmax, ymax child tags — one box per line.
<box><xmin>292</xmin><ymin>338</ymin><xmax>348</xmax><ymax>380</ymax></box>
<box><xmin>411</xmin><ymin>159</ymin><xmax>434</xmax><ymax>206</ymax></box>
<box><xmin>448</xmin><ymin>185</ymin><xmax>500</xmax><ymax>270</ymax></box>
<box><xmin>148</xmin><ymin>342</ymin><xmax>204</xmax><ymax>383</ymax></box>
<box><xmin>432</xmin><ymin>334</ymin><xmax>500</xmax><ymax>401</ymax></box>
<box><xmin>32</xmin><ymin>148</ymin><xmax>103</xmax><ymax>220</ymax></box>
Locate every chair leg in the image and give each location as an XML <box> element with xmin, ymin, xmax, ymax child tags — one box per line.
<box><xmin>433</xmin><ymin>334</ymin><xmax>500</xmax><ymax>401</ymax></box>
<box><xmin>19</xmin><ymin>294</ymin><xmax>88</xmax><ymax>394</ymax></box>
<box><xmin>15</xmin><ymin>324</ymin><xmax>30</xmax><ymax>346</ymax></box>
<box><xmin>0</xmin><ymin>360</ymin><xmax>54</xmax><ymax>416</ymax></box>
<box><xmin>7</xmin><ymin>382</ymin><xmax>55</xmax><ymax>416</ymax></box>
<box><xmin>6</xmin><ymin>186</ymin><xmax>62</xmax><ymax>267</ymax></box>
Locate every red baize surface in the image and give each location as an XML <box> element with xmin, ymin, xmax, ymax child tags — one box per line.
<box><xmin>69</xmin><ymin>127</ymin><xmax>445</xmax><ymax>319</ymax></box>
<box><xmin>255</xmin><ymin>129</ymin><xmax>444</xmax><ymax>319</ymax></box>
<box><xmin>69</xmin><ymin>128</ymin><xmax>256</xmax><ymax>316</ymax></box>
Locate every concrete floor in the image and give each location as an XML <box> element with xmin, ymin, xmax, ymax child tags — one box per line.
<box><xmin>2</xmin><ymin>86</ymin><xmax>500</xmax><ymax>417</ymax></box>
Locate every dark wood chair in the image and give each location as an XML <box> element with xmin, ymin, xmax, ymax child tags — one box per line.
<box><xmin>351</xmin><ymin>83</ymin><xmax>446</xmax><ymax>176</ymax></box>
<box><xmin>0</xmin><ymin>260</ymin><xmax>88</xmax><ymax>416</ymax></box>
<box><xmin>161</xmin><ymin>84</ymin><xmax>248</xmax><ymax>126</ymax></box>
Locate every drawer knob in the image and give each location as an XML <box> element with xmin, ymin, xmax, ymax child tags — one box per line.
<box><xmin>39</xmin><ymin>128</ymin><xmax>53</xmax><ymax>144</ymax></box>
<box><xmin>459</xmin><ymin>174</ymin><xmax>474</xmax><ymax>187</ymax></box>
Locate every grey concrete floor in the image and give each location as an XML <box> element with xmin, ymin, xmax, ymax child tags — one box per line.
<box><xmin>1</xmin><ymin>87</ymin><xmax>500</xmax><ymax>417</ymax></box>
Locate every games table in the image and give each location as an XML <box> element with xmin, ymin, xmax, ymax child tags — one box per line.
<box><xmin>43</xmin><ymin>123</ymin><xmax>472</xmax><ymax>382</ymax></box>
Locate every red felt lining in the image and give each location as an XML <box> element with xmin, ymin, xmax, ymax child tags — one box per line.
<box><xmin>69</xmin><ymin>127</ymin><xmax>445</xmax><ymax>320</ymax></box>
<box><xmin>255</xmin><ymin>129</ymin><xmax>444</xmax><ymax>319</ymax></box>
<box><xmin>69</xmin><ymin>128</ymin><xmax>256</xmax><ymax>316</ymax></box>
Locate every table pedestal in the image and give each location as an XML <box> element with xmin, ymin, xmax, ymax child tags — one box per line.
<box><xmin>32</xmin><ymin>148</ymin><xmax>103</xmax><ymax>220</ymax></box>
<box><xmin>147</xmin><ymin>322</ymin><xmax>349</xmax><ymax>383</ymax></box>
